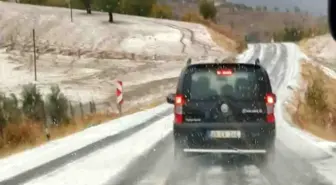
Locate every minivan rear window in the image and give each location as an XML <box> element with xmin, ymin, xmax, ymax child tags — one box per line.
<box><xmin>183</xmin><ymin>66</ymin><xmax>267</xmax><ymax>100</ymax></box>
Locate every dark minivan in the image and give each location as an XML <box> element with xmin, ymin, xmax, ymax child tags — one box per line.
<box><xmin>167</xmin><ymin>61</ymin><xmax>276</xmax><ymax>164</ymax></box>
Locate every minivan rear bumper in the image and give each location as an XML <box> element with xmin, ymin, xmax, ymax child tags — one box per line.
<box><xmin>183</xmin><ymin>148</ymin><xmax>267</xmax><ymax>154</ymax></box>
<box><xmin>173</xmin><ymin>122</ymin><xmax>275</xmax><ymax>151</ymax></box>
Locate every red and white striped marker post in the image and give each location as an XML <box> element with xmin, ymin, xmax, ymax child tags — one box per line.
<box><xmin>116</xmin><ymin>80</ymin><xmax>123</xmax><ymax>115</ymax></box>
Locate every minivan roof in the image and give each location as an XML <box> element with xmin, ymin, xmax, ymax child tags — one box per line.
<box><xmin>184</xmin><ymin>63</ymin><xmax>266</xmax><ymax>73</ymax></box>
<box><xmin>186</xmin><ymin>62</ymin><xmax>261</xmax><ymax>68</ymax></box>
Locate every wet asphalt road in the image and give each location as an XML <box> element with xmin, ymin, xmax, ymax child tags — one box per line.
<box><xmin>1</xmin><ymin>44</ymin><xmax>333</xmax><ymax>185</ymax></box>
<box><xmin>107</xmin><ymin>44</ymin><xmax>333</xmax><ymax>185</ymax></box>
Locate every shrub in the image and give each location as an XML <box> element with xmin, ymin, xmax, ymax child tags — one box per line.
<box><xmin>236</xmin><ymin>39</ymin><xmax>248</xmax><ymax>53</ymax></box>
<box><xmin>305</xmin><ymin>78</ymin><xmax>327</xmax><ymax>112</ymax></box>
<box><xmin>89</xmin><ymin>100</ymin><xmax>96</xmax><ymax>114</ymax></box>
<box><xmin>181</xmin><ymin>12</ymin><xmax>202</xmax><ymax>22</ymax></box>
<box><xmin>287</xmin><ymin>62</ymin><xmax>336</xmax><ymax>139</ymax></box>
<box><xmin>150</xmin><ymin>4</ymin><xmax>173</xmax><ymax>19</ymax></box>
<box><xmin>2</xmin><ymin>93</ymin><xmax>22</xmax><ymax>124</ymax></box>
<box><xmin>0</xmin><ymin>94</ymin><xmax>8</xmax><ymax>139</ymax></box>
<box><xmin>0</xmin><ymin>93</ymin><xmax>22</xmax><ymax>142</ymax></box>
<box><xmin>0</xmin><ymin>91</ymin><xmax>42</xmax><ymax>148</ymax></box>
<box><xmin>0</xmin><ymin>83</ymin><xmax>111</xmax><ymax>156</ymax></box>
<box><xmin>199</xmin><ymin>0</ymin><xmax>217</xmax><ymax>20</ymax></box>
<box><xmin>21</xmin><ymin>83</ymin><xmax>45</xmax><ymax>122</ymax></box>
<box><xmin>69</xmin><ymin>101</ymin><xmax>75</xmax><ymax>119</ymax></box>
<box><xmin>120</xmin><ymin>0</ymin><xmax>156</xmax><ymax>16</ymax></box>
<box><xmin>273</xmin><ymin>24</ymin><xmax>329</xmax><ymax>42</ymax></box>
<box><xmin>79</xmin><ymin>101</ymin><xmax>84</xmax><ymax>119</ymax></box>
<box><xmin>45</xmin><ymin>85</ymin><xmax>70</xmax><ymax>125</ymax></box>
<box><xmin>273</xmin><ymin>26</ymin><xmax>304</xmax><ymax>42</ymax></box>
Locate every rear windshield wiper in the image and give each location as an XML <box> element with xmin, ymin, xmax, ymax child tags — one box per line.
<box><xmin>188</xmin><ymin>94</ymin><xmax>236</xmax><ymax>101</ymax></box>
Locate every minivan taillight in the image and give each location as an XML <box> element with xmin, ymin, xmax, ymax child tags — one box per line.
<box><xmin>217</xmin><ymin>69</ymin><xmax>233</xmax><ymax>76</ymax></box>
<box><xmin>174</xmin><ymin>94</ymin><xmax>185</xmax><ymax>124</ymax></box>
<box><xmin>265</xmin><ymin>93</ymin><xmax>276</xmax><ymax>123</ymax></box>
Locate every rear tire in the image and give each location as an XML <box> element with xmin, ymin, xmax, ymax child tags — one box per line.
<box><xmin>173</xmin><ymin>134</ymin><xmax>191</xmax><ymax>160</ymax></box>
<box><xmin>167</xmin><ymin>148</ymin><xmax>185</xmax><ymax>185</ymax></box>
<box><xmin>174</xmin><ymin>139</ymin><xmax>187</xmax><ymax>160</ymax></box>
<box><xmin>255</xmin><ymin>143</ymin><xmax>275</xmax><ymax>167</ymax></box>
<box><xmin>174</xmin><ymin>146</ymin><xmax>183</xmax><ymax>160</ymax></box>
<box><xmin>168</xmin><ymin>145</ymin><xmax>194</xmax><ymax>185</ymax></box>
<box><xmin>174</xmin><ymin>144</ymin><xmax>192</xmax><ymax>160</ymax></box>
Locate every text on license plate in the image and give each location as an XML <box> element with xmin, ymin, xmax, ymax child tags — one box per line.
<box><xmin>209</xmin><ymin>130</ymin><xmax>241</xmax><ymax>138</ymax></box>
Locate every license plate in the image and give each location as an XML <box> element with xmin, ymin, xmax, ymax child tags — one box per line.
<box><xmin>208</xmin><ymin>130</ymin><xmax>241</xmax><ymax>139</ymax></box>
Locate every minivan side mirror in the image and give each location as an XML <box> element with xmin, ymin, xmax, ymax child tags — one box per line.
<box><xmin>166</xmin><ymin>93</ymin><xmax>175</xmax><ymax>104</ymax></box>
<box><xmin>255</xmin><ymin>58</ymin><xmax>260</xmax><ymax>65</ymax></box>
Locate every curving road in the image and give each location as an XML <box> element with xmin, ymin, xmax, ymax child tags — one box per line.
<box><xmin>1</xmin><ymin>43</ymin><xmax>334</xmax><ymax>185</ymax></box>
<box><xmin>106</xmin><ymin>43</ymin><xmax>332</xmax><ymax>185</ymax></box>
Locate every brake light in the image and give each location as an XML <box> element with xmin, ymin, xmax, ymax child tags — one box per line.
<box><xmin>265</xmin><ymin>93</ymin><xmax>276</xmax><ymax>123</ymax></box>
<box><xmin>174</xmin><ymin>94</ymin><xmax>185</xmax><ymax>124</ymax></box>
<box><xmin>175</xmin><ymin>95</ymin><xmax>184</xmax><ymax>105</ymax></box>
<box><xmin>266</xmin><ymin>94</ymin><xmax>275</xmax><ymax>104</ymax></box>
<box><xmin>217</xmin><ymin>69</ymin><xmax>233</xmax><ymax>76</ymax></box>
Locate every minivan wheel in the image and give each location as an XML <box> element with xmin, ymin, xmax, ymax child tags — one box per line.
<box><xmin>174</xmin><ymin>146</ymin><xmax>182</xmax><ymax>160</ymax></box>
<box><xmin>255</xmin><ymin>144</ymin><xmax>275</xmax><ymax>166</ymax></box>
<box><xmin>174</xmin><ymin>141</ymin><xmax>184</xmax><ymax>159</ymax></box>
<box><xmin>174</xmin><ymin>145</ymin><xmax>190</xmax><ymax>160</ymax></box>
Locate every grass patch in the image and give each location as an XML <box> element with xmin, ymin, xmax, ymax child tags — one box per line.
<box><xmin>200</xmin><ymin>20</ymin><xmax>247</xmax><ymax>54</ymax></box>
<box><xmin>297</xmin><ymin>39</ymin><xmax>311</xmax><ymax>55</ymax></box>
<box><xmin>181</xmin><ymin>12</ymin><xmax>247</xmax><ymax>54</ymax></box>
<box><xmin>286</xmin><ymin>61</ymin><xmax>336</xmax><ymax>141</ymax></box>
<box><xmin>205</xmin><ymin>27</ymin><xmax>237</xmax><ymax>53</ymax></box>
<box><xmin>0</xmin><ymin>99</ymin><xmax>165</xmax><ymax>159</ymax></box>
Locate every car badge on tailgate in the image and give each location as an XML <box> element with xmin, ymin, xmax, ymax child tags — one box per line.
<box><xmin>185</xmin><ymin>118</ymin><xmax>201</xmax><ymax>122</ymax></box>
<box><xmin>220</xmin><ymin>104</ymin><xmax>229</xmax><ymax>113</ymax></box>
<box><xmin>242</xmin><ymin>109</ymin><xmax>263</xmax><ymax>113</ymax></box>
